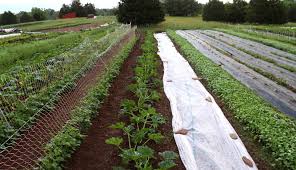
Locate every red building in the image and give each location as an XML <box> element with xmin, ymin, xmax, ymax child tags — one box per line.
<box><xmin>62</xmin><ymin>12</ymin><xmax>76</xmax><ymax>19</ymax></box>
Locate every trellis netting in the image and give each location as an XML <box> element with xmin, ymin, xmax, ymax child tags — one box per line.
<box><xmin>0</xmin><ymin>24</ymin><xmax>134</xmax><ymax>169</ymax></box>
<box><xmin>155</xmin><ymin>33</ymin><xmax>257</xmax><ymax>170</ymax></box>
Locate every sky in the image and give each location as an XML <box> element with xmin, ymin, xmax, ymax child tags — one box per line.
<box><xmin>0</xmin><ymin>0</ymin><xmax>233</xmax><ymax>14</ymax></box>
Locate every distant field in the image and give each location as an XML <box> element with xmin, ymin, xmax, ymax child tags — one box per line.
<box><xmin>1</xmin><ymin>16</ymin><xmax>115</xmax><ymax>31</ymax></box>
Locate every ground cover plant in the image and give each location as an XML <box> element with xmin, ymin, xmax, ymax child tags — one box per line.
<box><xmin>105</xmin><ymin>31</ymin><xmax>179</xmax><ymax>170</ymax></box>
<box><xmin>38</xmin><ymin>35</ymin><xmax>137</xmax><ymax>169</ymax></box>
<box><xmin>167</xmin><ymin>30</ymin><xmax>296</xmax><ymax>169</ymax></box>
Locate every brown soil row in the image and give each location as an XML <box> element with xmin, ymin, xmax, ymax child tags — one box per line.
<box><xmin>0</xmin><ymin>30</ymin><xmax>134</xmax><ymax>170</ymax></box>
<box><xmin>42</xmin><ymin>22</ymin><xmax>104</xmax><ymax>33</ymax></box>
<box><xmin>64</xmin><ymin>32</ymin><xmax>185</xmax><ymax>170</ymax></box>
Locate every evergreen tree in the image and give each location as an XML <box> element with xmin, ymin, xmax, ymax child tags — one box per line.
<box><xmin>19</xmin><ymin>12</ymin><xmax>34</xmax><ymax>23</ymax></box>
<box><xmin>202</xmin><ymin>0</ymin><xmax>225</xmax><ymax>21</ymax></box>
<box><xmin>0</xmin><ymin>11</ymin><xmax>17</xmax><ymax>25</ymax></box>
<box><xmin>224</xmin><ymin>0</ymin><xmax>247</xmax><ymax>23</ymax></box>
<box><xmin>165</xmin><ymin>0</ymin><xmax>200</xmax><ymax>16</ymax></box>
<box><xmin>117</xmin><ymin>0</ymin><xmax>165</xmax><ymax>25</ymax></box>
<box><xmin>247</xmin><ymin>0</ymin><xmax>287</xmax><ymax>24</ymax></box>
<box><xmin>71</xmin><ymin>0</ymin><xmax>86</xmax><ymax>17</ymax></box>
<box><xmin>84</xmin><ymin>3</ymin><xmax>96</xmax><ymax>15</ymax></box>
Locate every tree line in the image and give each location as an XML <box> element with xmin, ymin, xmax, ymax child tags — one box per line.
<box><xmin>58</xmin><ymin>0</ymin><xmax>96</xmax><ymax>18</ymax></box>
<box><xmin>203</xmin><ymin>0</ymin><xmax>296</xmax><ymax>24</ymax></box>
<box><xmin>0</xmin><ymin>8</ymin><xmax>57</xmax><ymax>25</ymax></box>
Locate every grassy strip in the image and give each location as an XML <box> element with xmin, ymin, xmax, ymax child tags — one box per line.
<box><xmin>167</xmin><ymin>30</ymin><xmax>296</xmax><ymax>170</ymax></box>
<box><xmin>106</xmin><ymin>31</ymin><xmax>178</xmax><ymax>169</ymax></box>
<box><xmin>38</xmin><ymin>34</ymin><xmax>136</xmax><ymax>170</ymax></box>
<box><xmin>216</xmin><ymin>28</ymin><xmax>296</xmax><ymax>55</ymax></box>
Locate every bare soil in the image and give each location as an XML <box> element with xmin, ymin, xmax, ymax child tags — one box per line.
<box><xmin>64</xmin><ymin>32</ymin><xmax>186</xmax><ymax>170</ymax></box>
<box><xmin>42</xmin><ymin>23</ymin><xmax>104</xmax><ymax>32</ymax></box>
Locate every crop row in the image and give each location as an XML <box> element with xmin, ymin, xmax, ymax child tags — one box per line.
<box><xmin>167</xmin><ymin>30</ymin><xmax>296</xmax><ymax>169</ymax></box>
<box><xmin>0</xmin><ymin>25</ymin><xmax>116</xmax><ymax>73</ymax></box>
<box><xmin>0</xmin><ymin>25</ymin><xmax>130</xmax><ymax>148</ymax></box>
<box><xmin>38</xmin><ymin>31</ymin><xmax>137</xmax><ymax>170</ymax></box>
<box><xmin>216</xmin><ymin>28</ymin><xmax>296</xmax><ymax>55</ymax></box>
<box><xmin>106</xmin><ymin>31</ymin><xmax>178</xmax><ymax>170</ymax></box>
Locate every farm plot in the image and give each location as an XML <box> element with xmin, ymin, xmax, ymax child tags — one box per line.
<box><xmin>168</xmin><ymin>30</ymin><xmax>296</xmax><ymax>169</ymax></box>
<box><xmin>0</xmin><ymin>25</ymin><xmax>135</xmax><ymax>169</ymax></box>
<box><xmin>177</xmin><ymin>30</ymin><xmax>296</xmax><ymax>117</ymax></box>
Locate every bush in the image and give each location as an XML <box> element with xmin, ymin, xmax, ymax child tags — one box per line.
<box><xmin>202</xmin><ymin>0</ymin><xmax>225</xmax><ymax>21</ymax></box>
<box><xmin>117</xmin><ymin>0</ymin><xmax>165</xmax><ymax>25</ymax></box>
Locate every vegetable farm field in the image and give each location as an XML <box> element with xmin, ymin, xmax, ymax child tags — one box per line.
<box><xmin>0</xmin><ymin>16</ymin><xmax>295</xmax><ymax>170</ymax></box>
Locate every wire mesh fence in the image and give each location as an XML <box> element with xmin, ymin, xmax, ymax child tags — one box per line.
<box><xmin>0</xmin><ymin>24</ymin><xmax>134</xmax><ymax>169</ymax></box>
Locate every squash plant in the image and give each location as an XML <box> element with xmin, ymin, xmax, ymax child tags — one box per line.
<box><xmin>106</xmin><ymin>31</ymin><xmax>179</xmax><ymax>170</ymax></box>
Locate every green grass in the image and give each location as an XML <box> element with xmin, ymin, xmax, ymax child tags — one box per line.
<box><xmin>1</xmin><ymin>16</ymin><xmax>115</xmax><ymax>31</ymax></box>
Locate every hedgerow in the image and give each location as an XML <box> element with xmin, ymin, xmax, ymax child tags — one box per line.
<box><xmin>167</xmin><ymin>30</ymin><xmax>296</xmax><ymax>169</ymax></box>
<box><xmin>38</xmin><ymin>33</ymin><xmax>137</xmax><ymax>170</ymax></box>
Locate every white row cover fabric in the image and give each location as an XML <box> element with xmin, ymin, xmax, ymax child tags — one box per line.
<box><xmin>154</xmin><ymin>33</ymin><xmax>257</xmax><ymax>170</ymax></box>
<box><xmin>0</xmin><ymin>33</ymin><xmax>21</xmax><ymax>39</ymax></box>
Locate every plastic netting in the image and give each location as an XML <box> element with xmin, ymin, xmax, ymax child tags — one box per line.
<box><xmin>0</xmin><ymin>24</ymin><xmax>134</xmax><ymax>169</ymax></box>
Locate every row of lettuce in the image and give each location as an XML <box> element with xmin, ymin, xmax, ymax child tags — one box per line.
<box><xmin>0</xmin><ymin>25</ymin><xmax>126</xmax><ymax>149</ymax></box>
<box><xmin>167</xmin><ymin>30</ymin><xmax>296</xmax><ymax>169</ymax></box>
<box><xmin>38</xmin><ymin>30</ymin><xmax>137</xmax><ymax>169</ymax></box>
<box><xmin>106</xmin><ymin>31</ymin><xmax>179</xmax><ymax>169</ymax></box>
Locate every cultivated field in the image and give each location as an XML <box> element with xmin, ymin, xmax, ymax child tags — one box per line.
<box><xmin>0</xmin><ymin>16</ymin><xmax>295</xmax><ymax>170</ymax></box>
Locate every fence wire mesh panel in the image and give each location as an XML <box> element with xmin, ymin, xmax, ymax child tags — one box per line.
<box><xmin>0</xmin><ymin>24</ymin><xmax>134</xmax><ymax>169</ymax></box>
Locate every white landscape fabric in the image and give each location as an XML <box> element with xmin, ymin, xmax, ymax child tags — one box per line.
<box><xmin>154</xmin><ymin>33</ymin><xmax>257</xmax><ymax>170</ymax></box>
<box><xmin>0</xmin><ymin>33</ymin><xmax>21</xmax><ymax>39</ymax></box>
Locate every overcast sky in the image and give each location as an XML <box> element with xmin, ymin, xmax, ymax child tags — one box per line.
<box><xmin>0</xmin><ymin>0</ymin><xmax>234</xmax><ymax>13</ymax></box>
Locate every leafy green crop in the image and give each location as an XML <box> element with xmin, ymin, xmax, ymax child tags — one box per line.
<box><xmin>38</xmin><ymin>31</ymin><xmax>137</xmax><ymax>169</ymax></box>
<box><xmin>167</xmin><ymin>30</ymin><xmax>296</xmax><ymax>169</ymax></box>
<box><xmin>106</xmin><ymin>31</ymin><xmax>178</xmax><ymax>170</ymax></box>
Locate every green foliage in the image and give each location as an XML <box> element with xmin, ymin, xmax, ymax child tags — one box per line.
<box><xmin>106</xmin><ymin>31</ymin><xmax>178</xmax><ymax>170</ymax></box>
<box><xmin>224</xmin><ymin>0</ymin><xmax>248</xmax><ymax>23</ymax></box>
<box><xmin>117</xmin><ymin>0</ymin><xmax>165</xmax><ymax>25</ymax></box>
<box><xmin>202</xmin><ymin>0</ymin><xmax>225</xmax><ymax>22</ymax></box>
<box><xmin>19</xmin><ymin>12</ymin><xmax>34</xmax><ymax>23</ymax></box>
<box><xmin>167</xmin><ymin>30</ymin><xmax>296</xmax><ymax>169</ymax></box>
<box><xmin>0</xmin><ymin>11</ymin><xmax>17</xmax><ymax>25</ymax></box>
<box><xmin>31</xmin><ymin>8</ymin><xmax>46</xmax><ymax>21</ymax></box>
<box><xmin>247</xmin><ymin>0</ymin><xmax>288</xmax><ymax>24</ymax></box>
<box><xmin>39</xmin><ymin>32</ymin><xmax>137</xmax><ymax>169</ymax></box>
<box><xmin>164</xmin><ymin>0</ymin><xmax>201</xmax><ymax>16</ymax></box>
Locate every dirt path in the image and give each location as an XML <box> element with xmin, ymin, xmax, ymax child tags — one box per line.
<box><xmin>65</xmin><ymin>32</ymin><xmax>185</xmax><ymax>170</ymax></box>
<box><xmin>64</xmin><ymin>32</ymin><xmax>143</xmax><ymax>170</ymax></box>
<box><xmin>0</xmin><ymin>31</ymin><xmax>134</xmax><ymax>170</ymax></box>
<box><xmin>42</xmin><ymin>23</ymin><xmax>104</xmax><ymax>32</ymax></box>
